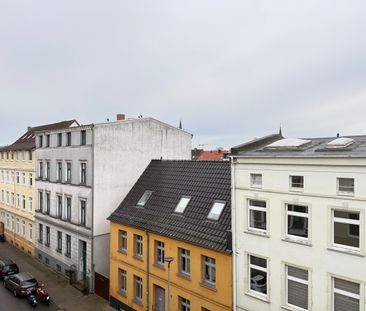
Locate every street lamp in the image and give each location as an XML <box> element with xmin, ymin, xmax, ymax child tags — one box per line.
<box><xmin>164</xmin><ymin>256</ymin><xmax>174</xmax><ymax>311</ymax></box>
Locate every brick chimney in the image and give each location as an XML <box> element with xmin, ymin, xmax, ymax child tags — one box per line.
<box><xmin>116</xmin><ymin>114</ymin><xmax>125</xmax><ymax>121</ymax></box>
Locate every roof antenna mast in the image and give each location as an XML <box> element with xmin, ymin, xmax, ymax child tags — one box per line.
<box><xmin>279</xmin><ymin>124</ymin><xmax>283</xmax><ymax>137</ymax></box>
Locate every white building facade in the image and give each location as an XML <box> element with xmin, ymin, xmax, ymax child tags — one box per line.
<box><xmin>231</xmin><ymin>133</ymin><xmax>366</xmax><ymax>311</ymax></box>
<box><xmin>35</xmin><ymin>116</ymin><xmax>192</xmax><ymax>295</ymax></box>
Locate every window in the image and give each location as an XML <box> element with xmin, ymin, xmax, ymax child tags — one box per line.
<box><xmin>119</xmin><ymin>269</ymin><xmax>127</xmax><ymax>296</ymax></box>
<box><xmin>38</xmin><ymin>224</ymin><xmax>43</xmax><ymax>243</ymax></box>
<box><xmin>57</xmin><ymin>162</ymin><xmax>62</xmax><ymax>182</ymax></box>
<box><xmin>66</xmin><ymin>235</ymin><xmax>71</xmax><ymax>257</ymax></box>
<box><xmin>57</xmin><ymin>133</ymin><xmax>62</xmax><ymax>147</ymax></box>
<box><xmin>250</xmin><ymin>173</ymin><xmax>262</xmax><ymax>188</ymax></box>
<box><xmin>29</xmin><ymin>173</ymin><xmax>33</xmax><ymax>186</ymax></box>
<box><xmin>333</xmin><ymin>210</ymin><xmax>360</xmax><ymax>249</ymax></box>
<box><xmin>38</xmin><ymin>162</ymin><xmax>43</xmax><ymax>179</ymax></box>
<box><xmin>290</xmin><ymin>175</ymin><xmax>304</xmax><ymax>190</ymax></box>
<box><xmin>80</xmin><ymin>162</ymin><xmax>86</xmax><ymax>184</ymax></box>
<box><xmin>22</xmin><ymin>173</ymin><xmax>25</xmax><ymax>184</ymax></box>
<box><xmin>203</xmin><ymin>256</ymin><xmax>216</xmax><ymax>286</ymax></box>
<box><xmin>155</xmin><ymin>240</ymin><xmax>165</xmax><ymax>266</ymax></box>
<box><xmin>16</xmin><ymin>172</ymin><xmax>20</xmax><ymax>184</ymax></box>
<box><xmin>57</xmin><ymin>195</ymin><xmax>63</xmax><ymax>219</ymax></box>
<box><xmin>46</xmin><ymin>134</ymin><xmax>50</xmax><ymax>147</ymax></box>
<box><xmin>80</xmin><ymin>200</ymin><xmax>86</xmax><ymax>225</ymax></box>
<box><xmin>119</xmin><ymin>230</ymin><xmax>127</xmax><ymax>253</ymax></box>
<box><xmin>286</xmin><ymin>204</ymin><xmax>308</xmax><ymax>240</ymax></box>
<box><xmin>57</xmin><ymin>231</ymin><xmax>62</xmax><ymax>252</ymax></box>
<box><xmin>38</xmin><ymin>191</ymin><xmax>43</xmax><ymax>212</ymax></box>
<box><xmin>22</xmin><ymin>195</ymin><xmax>26</xmax><ymax>210</ymax></box>
<box><xmin>46</xmin><ymin>226</ymin><xmax>50</xmax><ymax>246</ymax></box>
<box><xmin>29</xmin><ymin>197</ymin><xmax>32</xmax><ymax>212</ymax></box>
<box><xmin>39</xmin><ymin>136</ymin><xmax>43</xmax><ymax>148</ymax></box>
<box><xmin>22</xmin><ymin>220</ymin><xmax>25</xmax><ymax>236</ymax></box>
<box><xmin>134</xmin><ymin>276</ymin><xmax>143</xmax><ymax>304</ymax></box>
<box><xmin>285</xmin><ymin>265</ymin><xmax>309</xmax><ymax>310</ymax></box>
<box><xmin>16</xmin><ymin>218</ymin><xmax>19</xmax><ymax>233</ymax></box>
<box><xmin>174</xmin><ymin>196</ymin><xmax>191</xmax><ymax>213</ymax></box>
<box><xmin>80</xmin><ymin>130</ymin><xmax>86</xmax><ymax>145</ymax></box>
<box><xmin>16</xmin><ymin>194</ymin><xmax>20</xmax><ymax>207</ymax></box>
<box><xmin>66</xmin><ymin>162</ymin><xmax>72</xmax><ymax>183</ymax></box>
<box><xmin>207</xmin><ymin>201</ymin><xmax>226</xmax><ymax>221</ymax></box>
<box><xmin>332</xmin><ymin>277</ymin><xmax>360</xmax><ymax>311</ymax></box>
<box><xmin>179</xmin><ymin>248</ymin><xmax>190</xmax><ymax>276</ymax></box>
<box><xmin>134</xmin><ymin>235</ymin><xmax>143</xmax><ymax>258</ymax></box>
<box><xmin>137</xmin><ymin>190</ymin><xmax>152</xmax><ymax>207</ymax></box>
<box><xmin>337</xmin><ymin>178</ymin><xmax>354</xmax><ymax>195</ymax></box>
<box><xmin>46</xmin><ymin>161</ymin><xmax>50</xmax><ymax>180</ymax></box>
<box><xmin>179</xmin><ymin>297</ymin><xmax>190</xmax><ymax>311</ymax></box>
<box><xmin>66</xmin><ymin>197</ymin><xmax>72</xmax><ymax>221</ymax></box>
<box><xmin>67</xmin><ymin>132</ymin><xmax>71</xmax><ymax>146</ymax></box>
<box><xmin>29</xmin><ymin>224</ymin><xmax>33</xmax><ymax>241</ymax></box>
<box><xmin>29</xmin><ymin>150</ymin><xmax>32</xmax><ymax>161</ymax></box>
<box><xmin>249</xmin><ymin>255</ymin><xmax>268</xmax><ymax>296</ymax></box>
<box><xmin>45</xmin><ymin>192</ymin><xmax>50</xmax><ymax>214</ymax></box>
<box><xmin>248</xmin><ymin>199</ymin><xmax>267</xmax><ymax>232</ymax></box>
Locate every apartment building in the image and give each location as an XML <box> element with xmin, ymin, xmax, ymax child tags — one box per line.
<box><xmin>108</xmin><ymin>160</ymin><xmax>232</xmax><ymax>311</ymax></box>
<box><xmin>231</xmin><ymin>133</ymin><xmax>366</xmax><ymax>311</ymax></box>
<box><xmin>35</xmin><ymin>115</ymin><xmax>191</xmax><ymax>298</ymax></box>
<box><xmin>0</xmin><ymin>121</ymin><xmax>77</xmax><ymax>257</ymax></box>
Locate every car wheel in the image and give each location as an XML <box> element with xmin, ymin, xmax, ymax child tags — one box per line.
<box><xmin>13</xmin><ymin>289</ymin><xmax>17</xmax><ymax>297</ymax></box>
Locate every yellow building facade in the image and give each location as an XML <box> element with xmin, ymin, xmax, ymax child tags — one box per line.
<box><xmin>0</xmin><ymin>148</ymin><xmax>36</xmax><ymax>256</ymax></box>
<box><xmin>109</xmin><ymin>222</ymin><xmax>233</xmax><ymax>311</ymax></box>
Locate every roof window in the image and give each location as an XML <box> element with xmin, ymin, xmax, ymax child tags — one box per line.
<box><xmin>207</xmin><ymin>201</ymin><xmax>226</xmax><ymax>221</ymax></box>
<box><xmin>326</xmin><ymin>137</ymin><xmax>354</xmax><ymax>149</ymax></box>
<box><xmin>136</xmin><ymin>191</ymin><xmax>152</xmax><ymax>207</ymax></box>
<box><xmin>174</xmin><ymin>196</ymin><xmax>191</xmax><ymax>214</ymax></box>
<box><xmin>266</xmin><ymin>138</ymin><xmax>311</xmax><ymax>149</ymax></box>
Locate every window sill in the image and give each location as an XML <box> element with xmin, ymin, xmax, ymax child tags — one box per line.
<box><xmin>56</xmin><ymin>248</ymin><xmax>62</xmax><ymax>254</ymax></box>
<box><xmin>200</xmin><ymin>281</ymin><xmax>217</xmax><ymax>291</ymax></box>
<box><xmin>245</xmin><ymin>291</ymin><xmax>270</xmax><ymax>303</ymax></box>
<box><xmin>336</xmin><ymin>192</ymin><xmax>354</xmax><ymax>197</ymax></box>
<box><xmin>282</xmin><ymin>238</ymin><xmax>312</xmax><ymax>247</ymax></box>
<box><xmin>327</xmin><ymin>246</ymin><xmax>364</xmax><ymax>257</ymax></box>
<box><xmin>133</xmin><ymin>298</ymin><xmax>143</xmax><ymax>306</ymax></box>
<box><xmin>153</xmin><ymin>263</ymin><xmax>165</xmax><ymax>270</ymax></box>
<box><xmin>65</xmin><ymin>253</ymin><xmax>71</xmax><ymax>258</ymax></box>
<box><xmin>118</xmin><ymin>250</ymin><xmax>127</xmax><ymax>255</ymax></box>
<box><xmin>281</xmin><ymin>304</ymin><xmax>306</xmax><ymax>311</ymax></box>
<box><xmin>176</xmin><ymin>272</ymin><xmax>191</xmax><ymax>281</ymax></box>
<box><xmin>45</xmin><ymin>243</ymin><xmax>50</xmax><ymax>248</ymax></box>
<box><xmin>289</xmin><ymin>188</ymin><xmax>304</xmax><ymax>192</ymax></box>
<box><xmin>250</xmin><ymin>185</ymin><xmax>262</xmax><ymax>189</ymax></box>
<box><xmin>133</xmin><ymin>255</ymin><xmax>143</xmax><ymax>261</ymax></box>
<box><xmin>244</xmin><ymin>229</ymin><xmax>269</xmax><ymax>238</ymax></box>
<box><xmin>118</xmin><ymin>290</ymin><xmax>127</xmax><ymax>297</ymax></box>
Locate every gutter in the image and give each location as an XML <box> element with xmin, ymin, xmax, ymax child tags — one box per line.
<box><xmin>146</xmin><ymin>230</ymin><xmax>150</xmax><ymax>311</ymax></box>
<box><xmin>91</xmin><ymin>124</ymin><xmax>95</xmax><ymax>293</ymax></box>
<box><xmin>230</xmin><ymin>156</ymin><xmax>237</xmax><ymax>311</ymax></box>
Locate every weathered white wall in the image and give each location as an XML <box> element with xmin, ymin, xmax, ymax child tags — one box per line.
<box><xmin>92</xmin><ymin>118</ymin><xmax>192</xmax><ymax>278</ymax></box>
<box><xmin>233</xmin><ymin>157</ymin><xmax>366</xmax><ymax>311</ymax></box>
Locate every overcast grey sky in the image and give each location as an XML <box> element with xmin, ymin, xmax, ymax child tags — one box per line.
<box><xmin>1</xmin><ymin>1</ymin><xmax>366</xmax><ymax>148</ymax></box>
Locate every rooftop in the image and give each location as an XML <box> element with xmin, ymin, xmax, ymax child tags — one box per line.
<box><xmin>108</xmin><ymin>160</ymin><xmax>232</xmax><ymax>253</ymax></box>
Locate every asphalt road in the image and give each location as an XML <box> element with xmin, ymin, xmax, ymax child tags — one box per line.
<box><xmin>0</xmin><ymin>282</ymin><xmax>59</xmax><ymax>311</ymax></box>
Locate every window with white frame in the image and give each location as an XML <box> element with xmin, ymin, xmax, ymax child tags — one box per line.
<box><xmin>249</xmin><ymin>255</ymin><xmax>268</xmax><ymax>296</ymax></box>
<box><xmin>333</xmin><ymin>210</ymin><xmax>360</xmax><ymax>249</ymax></box>
<box><xmin>134</xmin><ymin>275</ymin><xmax>143</xmax><ymax>304</ymax></box>
<box><xmin>22</xmin><ymin>220</ymin><xmax>25</xmax><ymax>236</ymax></box>
<box><xmin>29</xmin><ymin>224</ymin><xmax>33</xmax><ymax>241</ymax></box>
<box><xmin>119</xmin><ymin>230</ymin><xmax>127</xmax><ymax>253</ymax></box>
<box><xmin>155</xmin><ymin>240</ymin><xmax>165</xmax><ymax>266</ymax></box>
<box><xmin>66</xmin><ymin>234</ymin><xmax>71</xmax><ymax>257</ymax></box>
<box><xmin>66</xmin><ymin>196</ymin><xmax>72</xmax><ymax>221</ymax></box>
<box><xmin>80</xmin><ymin>162</ymin><xmax>87</xmax><ymax>184</ymax></box>
<box><xmin>179</xmin><ymin>297</ymin><xmax>190</xmax><ymax>311</ymax></box>
<box><xmin>203</xmin><ymin>256</ymin><xmax>216</xmax><ymax>287</ymax></box>
<box><xmin>22</xmin><ymin>173</ymin><xmax>25</xmax><ymax>185</ymax></box>
<box><xmin>248</xmin><ymin>199</ymin><xmax>267</xmax><ymax>232</ymax></box>
<box><xmin>174</xmin><ymin>196</ymin><xmax>191</xmax><ymax>213</ymax></box>
<box><xmin>119</xmin><ymin>269</ymin><xmax>127</xmax><ymax>296</ymax></box>
<box><xmin>332</xmin><ymin>277</ymin><xmax>360</xmax><ymax>311</ymax></box>
<box><xmin>80</xmin><ymin>199</ymin><xmax>86</xmax><ymax>225</ymax></box>
<box><xmin>250</xmin><ymin>173</ymin><xmax>262</xmax><ymax>188</ymax></box>
<box><xmin>16</xmin><ymin>194</ymin><xmax>20</xmax><ymax>208</ymax></box>
<box><xmin>337</xmin><ymin>178</ymin><xmax>354</xmax><ymax>195</ymax></box>
<box><xmin>46</xmin><ymin>161</ymin><xmax>50</xmax><ymax>180</ymax></box>
<box><xmin>207</xmin><ymin>201</ymin><xmax>226</xmax><ymax>221</ymax></box>
<box><xmin>45</xmin><ymin>192</ymin><xmax>50</xmax><ymax>214</ymax></box>
<box><xmin>57</xmin><ymin>195</ymin><xmax>63</xmax><ymax>218</ymax></box>
<box><xmin>38</xmin><ymin>162</ymin><xmax>43</xmax><ymax>179</ymax></box>
<box><xmin>57</xmin><ymin>161</ymin><xmax>62</xmax><ymax>182</ymax></box>
<box><xmin>66</xmin><ymin>162</ymin><xmax>72</xmax><ymax>183</ymax></box>
<box><xmin>38</xmin><ymin>191</ymin><xmax>43</xmax><ymax>212</ymax></box>
<box><xmin>22</xmin><ymin>195</ymin><xmax>26</xmax><ymax>209</ymax></box>
<box><xmin>286</xmin><ymin>204</ymin><xmax>308</xmax><ymax>240</ymax></box>
<box><xmin>290</xmin><ymin>175</ymin><xmax>304</xmax><ymax>190</ymax></box>
<box><xmin>29</xmin><ymin>197</ymin><xmax>32</xmax><ymax>212</ymax></box>
<box><xmin>134</xmin><ymin>234</ymin><xmax>143</xmax><ymax>258</ymax></box>
<box><xmin>285</xmin><ymin>265</ymin><xmax>309</xmax><ymax>310</ymax></box>
<box><xmin>179</xmin><ymin>248</ymin><xmax>190</xmax><ymax>276</ymax></box>
<box><xmin>29</xmin><ymin>173</ymin><xmax>33</xmax><ymax>186</ymax></box>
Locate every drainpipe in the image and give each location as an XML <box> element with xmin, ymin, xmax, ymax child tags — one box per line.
<box><xmin>146</xmin><ymin>230</ymin><xmax>150</xmax><ymax>311</ymax></box>
<box><xmin>91</xmin><ymin>124</ymin><xmax>95</xmax><ymax>293</ymax></box>
<box><xmin>231</xmin><ymin>157</ymin><xmax>237</xmax><ymax>311</ymax></box>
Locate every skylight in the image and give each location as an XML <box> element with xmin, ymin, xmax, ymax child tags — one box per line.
<box><xmin>174</xmin><ymin>196</ymin><xmax>191</xmax><ymax>214</ymax></box>
<box><xmin>207</xmin><ymin>201</ymin><xmax>226</xmax><ymax>221</ymax></box>
<box><xmin>266</xmin><ymin>138</ymin><xmax>311</xmax><ymax>149</ymax></box>
<box><xmin>136</xmin><ymin>190</ymin><xmax>152</xmax><ymax>207</ymax></box>
<box><xmin>326</xmin><ymin>137</ymin><xmax>354</xmax><ymax>149</ymax></box>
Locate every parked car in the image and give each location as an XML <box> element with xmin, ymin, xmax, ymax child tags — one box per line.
<box><xmin>0</xmin><ymin>259</ymin><xmax>19</xmax><ymax>279</ymax></box>
<box><xmin>0</xmin><ymin>234</ymin><xmax>5</xmax><ymax>242</ymax></box>
<box><xmin>3</xmin><ymin>272</ymin><xmax>38</xmax><ymax>297</ymax></box>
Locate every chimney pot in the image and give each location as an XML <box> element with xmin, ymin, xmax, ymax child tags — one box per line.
<box><xmin>116</xmin><ymin>114</ymin><xmax>125</xmax><ymax>121</ymax></box>
<box><xmin>337</xmin><ymin>133</ymin><xmax>340</xmax><ymax>138</ymax></box>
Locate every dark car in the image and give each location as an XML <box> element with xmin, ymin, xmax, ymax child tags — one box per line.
<box><xmin>0</xmin><ymin>259</ymin><xmax>19</xmax><ymax>279</ymax></box>
<box><xmin>3</xmin><ymin>272</ymin><xmax>38</xmax><ymax>297</ymax></box>
<box><xmin>0</xmin><ymin>234</ymin><xmax>5</xmax><ymax>242</ymax></box>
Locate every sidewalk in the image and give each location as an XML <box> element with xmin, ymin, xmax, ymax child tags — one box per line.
<box><xmin>0</xmin><ymin>242</ymin><xmax>114</xmax><ymax>311</ymax></box>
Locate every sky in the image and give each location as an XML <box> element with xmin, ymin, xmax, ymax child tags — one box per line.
<box><xmin>1</xmin><ymin>0</ymin><xmax>366</xmax><ymax>149</ymax></box>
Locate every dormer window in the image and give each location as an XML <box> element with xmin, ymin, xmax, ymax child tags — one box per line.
<box><xmin>174</xmin><ymin>196</ymin><xmax>191</xmax><ymax>214</ymax></box>
<box><xmin>137</xmin><ymin>191</ymin><xmax>152</xmax><ymax>207</ymax></box>
<box><xmin>207</xmin><ymin>201</ymin><xmax>226</xmax><ymax>221</ymax></box>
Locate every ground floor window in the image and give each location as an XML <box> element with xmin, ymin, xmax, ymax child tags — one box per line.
<box><xmin>179</xmin><ymin>297</ymin><xmax>190</xmax><ymax>311</ymax></box>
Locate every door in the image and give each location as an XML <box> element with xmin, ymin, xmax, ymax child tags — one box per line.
<box><xmin>154</xmin><ymin>285</ymin><xmax>165</xmax><ymax>311</ymax></box>
<box><xmin>79</xmin><ymin>240</ymin><xmax>87</xmax><ymax>280</ymax></box>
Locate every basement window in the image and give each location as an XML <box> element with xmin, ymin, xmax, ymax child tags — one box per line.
<box><xmin>174</xmin><ymin>196</ymin><xmax>191</xmax><ymax>214</ymax></box>
<box><xmin>207</xmin><ymin>201</ymin><xmax>226</xmax><ymax>221</ymax></box>
<box><xmin>136</xmin><ymin>191</ymin><xmax>152</xmax><ymax>207</ymax></box>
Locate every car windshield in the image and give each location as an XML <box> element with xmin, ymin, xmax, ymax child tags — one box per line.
<box><xmin>21</xmin><ymin>278</ymin><xmax>37</xmax><ymax>286</ymax></box>
<box><xmin>9</xmin><ymin>264</ymin><xmax>17</xmax><ymax>270</ymax></box>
